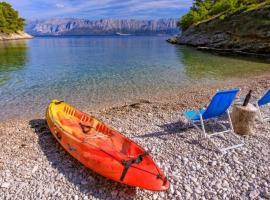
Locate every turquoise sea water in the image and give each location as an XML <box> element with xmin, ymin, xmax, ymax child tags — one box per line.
<box><xmin>0</xmin><ymin>36</ymin><xmax>269</xmax><ymax>120</ymax></box>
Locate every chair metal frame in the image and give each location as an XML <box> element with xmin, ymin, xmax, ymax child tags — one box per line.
<box><xmin>255</xmin><ymin>90</ymin><xmax>270</xmax><ymax>123</ymax></box>
<box><xmin>184</xmin><ymin>89</ymin><xmax>244</xmax><ymax>154</ymax></box>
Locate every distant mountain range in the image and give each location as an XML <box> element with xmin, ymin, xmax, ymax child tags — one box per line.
<box><xmin>25</xmin><ymin>18</ymin><xmax>179</xmax><ymax>36</ymax></box>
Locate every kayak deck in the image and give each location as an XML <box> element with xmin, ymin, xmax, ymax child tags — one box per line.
<box><xmin>46</xmin><ymin>100</ymin><xmax>169</xmax><ymax>191</ymax></box>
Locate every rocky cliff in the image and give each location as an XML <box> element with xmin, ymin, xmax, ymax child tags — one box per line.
<box><xmin>176</xmin><ymin>5</ymin><xmax>270</xmax><ymax>57</ymax></box>
<box><xmin>26</xmin><ymin>18</ymin><xmax>179</xmax><ymax>36</ymax></box>
<box><xmin>0</xmin><ymin>31</ymin><xmax>33</xmax><ymax>41</ymax></box>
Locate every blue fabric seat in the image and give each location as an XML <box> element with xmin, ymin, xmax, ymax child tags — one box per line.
<box><xmin>184</xmin><ymin>89</ymin><xmax>240</xmax><ymax>121</ymax></box>
<box><xmin>258</xmin><ymin>89</ymin><xmax>270</xmax><ymax>106</ymax></box>
<box><xmin>256</xmin><ymin>89</ymin><xmax>270</xmax><ymax>122</ymax></box>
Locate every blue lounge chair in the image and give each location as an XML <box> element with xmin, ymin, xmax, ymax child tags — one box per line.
<box><xmin>183</xmin><ymin>89</ymin><xmax>244</xmax><ymax>153</ymax></box>
<box><xmin>255</xmin><ymin>89</ymin><xmax>270</xmax><ymax>122</ymax></box>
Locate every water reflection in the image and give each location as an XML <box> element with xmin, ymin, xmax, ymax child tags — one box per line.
<box><xmin>178</xmin><ymin>46</ymin><xmax>270</xmax><ymax>80</ymax></box>
<box><xmin>0</xmin><ymin>40</ymin><xmax>28</xmax><ymax>85</ymax></box>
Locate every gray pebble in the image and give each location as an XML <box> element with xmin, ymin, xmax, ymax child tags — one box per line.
<box><xmin>249</xmin><ymin>190</ymin><xmax>259</xmax><ymax>199</ymax></box>
<box><xmin>1</xmin><ymin>182</ymin><xmax>10</xmax><ymax>188</ymax></box>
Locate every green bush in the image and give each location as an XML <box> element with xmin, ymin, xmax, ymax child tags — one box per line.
<box><xmin>210</xmin><ymin>0</ymin><xmax>238</xmax><ymax>15</ymax></box>
<box><xmin>178</xmin><ymin>10</ymin><xmax>201</xmax><ymax>30</ymax></box>
<box><xmin>219</xmin><ymin>14</ymin><xmax>225</xmax><ymax>20</ymax></box>
<box><xmin>178</xmin><ymin>0</ymin><xmax>269</xmax><ymax>30</ymax></box>
<box><xmin>0</xmin><ymin>2</ymin><xmax>25</xmax><ymax>34</ymax></box>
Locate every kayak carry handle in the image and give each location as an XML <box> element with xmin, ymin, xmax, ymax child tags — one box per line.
<box><xmin>120</xmin><ymin>151</ymin><xmax>149</xmax><ymax>182</ymax></box>
<box><xmin>79</xmin><ymin>122</ymin><xmax>94</xmax><ymax>134</ymax></box>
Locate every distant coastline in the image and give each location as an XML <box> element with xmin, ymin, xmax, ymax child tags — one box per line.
<box><xmin>0</xmin><ymin>31</ymin><xmax>33</xmax><ymax>41</ymax></box>
<box><xmin>25</xmin><ymin>18</ymin><xmax>179</xmax><ymax>36</ymax></box>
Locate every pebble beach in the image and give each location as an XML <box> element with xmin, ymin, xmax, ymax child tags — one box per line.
<box><xmin>0</xmin><ymin>75</ymin><xmax>270</xmax><ymax>200</ymax></box>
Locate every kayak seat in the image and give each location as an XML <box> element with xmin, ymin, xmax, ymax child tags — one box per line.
<box><xmin>57</xmin><ymin>111</ymin><xmax>93</xmax><ymax>140</ymax></box>
<box><xmin>56</xmin><ymin>111</ymin><xmax>142</xmax><ymax>158</ymax></box>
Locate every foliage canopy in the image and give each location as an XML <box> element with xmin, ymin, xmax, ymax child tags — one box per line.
<box><xmin>178</xmin><ymin>0</ymin><xmax>268</xmax><ymax>30</ymax></box>
<box><xmin>0</xmin><ymin>2</ymin><xmax>25</xmax><ymax>33</ymax></box>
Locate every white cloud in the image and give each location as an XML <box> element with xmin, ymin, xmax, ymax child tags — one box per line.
<box><xmin>56</xmin><ymin>3</ymin><xmax>65</xmax><ymax>9</ymax></box>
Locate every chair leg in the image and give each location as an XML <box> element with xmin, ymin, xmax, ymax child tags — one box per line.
<box><xmin>199</xmin><ymin>114</ymin><xmax>206</xmax><ymax>137</ymax></box>
<box><xmin>184</xmin><ymin>114</ymin><xmax>244</xmax><ymax>153</ymax></box>
<box><xmin>227</xmin><ymin>110</ymin><xmax>234</xmax><ymax>133</ymax></box>
<box><xmin>256</xmin><ymin>103</ymin><xmax>264</xmax><ymax>122</ymax></box>
<box><xmin>203</xmin><ymin>113</ymin><xmax>244</xmax><ymax>153</ymax></box>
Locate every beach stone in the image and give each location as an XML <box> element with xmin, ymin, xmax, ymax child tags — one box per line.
<box><xmin>170</xmin><ymin>185</ymin><xmax>175</xmax><ymax>194</ymax></box>
<box><xmin>179</xmin><ymin>115</ymin><xmax>189</xmax><ymax>126</ymax></box>
<box><xmin>32</xmin><ymin>165</ymin><xmax>38</xmax><ymax>173</ymax></box>
<box><xmin>215</xmin><ymin>181</ymin><xmax>222</xmax><ymax>190</ymax></box>
<box><xmin>153</xmin><ymin>193</ymin><xmax>158</xmax><ymax>200</ymax></box>
<box><xmin>196</xmin><ymin>163</ymin><xmax>201</xmax><ymax>170</ymax></box>
<box><xmin>249</xmin><ymin>190</ymin><xmax>259</xmax><ymax>199</ymax></box>
<box><xmin>81</xmin><ymin>180</ymin><xmax>88</xmax><ymax>185</ymax></box>
<box><xmin>5</xmin><ymin>170</ymin><xmax>11</xmax><ymax>177</ymax></box>
<box><xmin>190</xmin><ymin>177</ymin><xmax>197</xmax><ymax>183</ymax></box>
<box><xmin>191</xmin><ymin>165</ymin><xmax>197</xmax><ymax>170</ymax></box>
<box><xmin>185</xmin><ymin>192</ymin><xmax>191</xmax><ymax>199</ymax></box>
<box><xmin>195</xmin><ymin>188</ymin><xmax>202</xmax><ymax>194</ymax></box>
<box><xmin>223</xmin><ymin>180</ymin><xmax>230</xmax><ymax>188</ymax></box>
<box><xmin>111</xmin><ymin>190</ymin><xmax>118</xmax><ymax>197</ymax></box>
<box><xmin>175</xmin><ymin>190</ymin><xmax>181</xmax><ymax>197</ymax></box>
<box><xmin>1</xmin><ymin>182</ymin><xmax>10</xmax><ymax>188</ymax></box>
<box><xmin>184</xmin><ymin>185</ymin><xmax>192</xmax><ymax>193</ymax></box>
<box><xmin>210</xmin><ymin>161</ymin><xmax>217</xmax><ymax>166</ymax></box>
<box><xmin>160</xmin><ymin>192</ymin><xmax>165</xmax><ymax>198</ymax></box>
<box><xmin>261</xmin><ymin>190</ymin><xmax>270</xmax><ymax>199</ymax></box>
<box><xmin>182</xmin><ymin>157</ymin><xmax>189</xmax><ymax>165</ymax></box>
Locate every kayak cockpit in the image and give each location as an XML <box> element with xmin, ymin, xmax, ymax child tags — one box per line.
<box><xmin>49</xmin><ymin>103</ymin><xmax>144</xmax><ymax>160</ymax></box>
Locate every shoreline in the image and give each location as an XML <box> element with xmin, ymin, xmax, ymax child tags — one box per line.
<box><xmin>0</xmin><ymin>31</ymin><xmax>33</xmax><ymax>41</ymax></box>
<box><xmin>1</xmin><ymin>73</ymin><xmax>270</xmax><ymax>125</ymax></box>
<box><xmin>167</xmin><ymin>37</ymin><xmax>270</xmax><ymax>59</ymax></box>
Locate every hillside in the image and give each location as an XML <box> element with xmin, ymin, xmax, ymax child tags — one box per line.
<box><xmin>0</xmin><ymin>2</ymin><xmax>32</xmax><ymax>40</ymax></box>
<box><xmin>25</xmin><ymin>18</ymin><xmax>179</xmax><ymax>36</ymax></box>
<box><xmin>175</xmin><ymin>1</ymin><xmax>270</xmax><ymax>56</ymax></box>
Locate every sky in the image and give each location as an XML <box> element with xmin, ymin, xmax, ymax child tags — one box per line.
<box><xmin>3</xmin><ymin>0</ymin><xmax>193</xmax><ymax>20</ymax></box>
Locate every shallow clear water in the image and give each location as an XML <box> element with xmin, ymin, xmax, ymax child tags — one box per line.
<box><xmin>0</xmin><ymin>36</ymin><xmax>269</xmax><ymax>120</ymax></box>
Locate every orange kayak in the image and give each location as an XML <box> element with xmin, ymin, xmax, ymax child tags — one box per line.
<box><xmin>46</xmin><ymin>100</ymin><xmax>169</xmax><ymax>191</ymax></box>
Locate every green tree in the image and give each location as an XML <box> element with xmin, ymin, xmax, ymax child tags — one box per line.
<box><xmin>0</xmin><ymin>2</ymin><xmax>25</xmax><ymax>33</ymax></box>
<box><xmin>178</xmin><ymin>0</ymin><xmax>269</xmax><ymax>31</ymax></box>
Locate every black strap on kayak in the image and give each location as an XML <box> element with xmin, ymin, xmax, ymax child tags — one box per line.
<box><xmin>82</xmin><ymin>139</ymin><xmax>162</xmax><ymax>182</ymax></box>
<box><xmin>120</xmin><ymin>151</ymin><xmax>149</xmax><ymax>182</ymax></box>
<box><xmin>79</xmin><ymin>123</ymin><xmax>93</xmax><ymax>134</ymax></box>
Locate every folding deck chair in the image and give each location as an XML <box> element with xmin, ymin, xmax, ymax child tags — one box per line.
<box><xmin>255</xmin><ymin>89</ymin><xmax>270</xmax><ymax>122</ymax></box>
<box><xmin>183</xmin><ymin>89</ymin><xmax>244</xmax><ymax>153</ymax></box>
